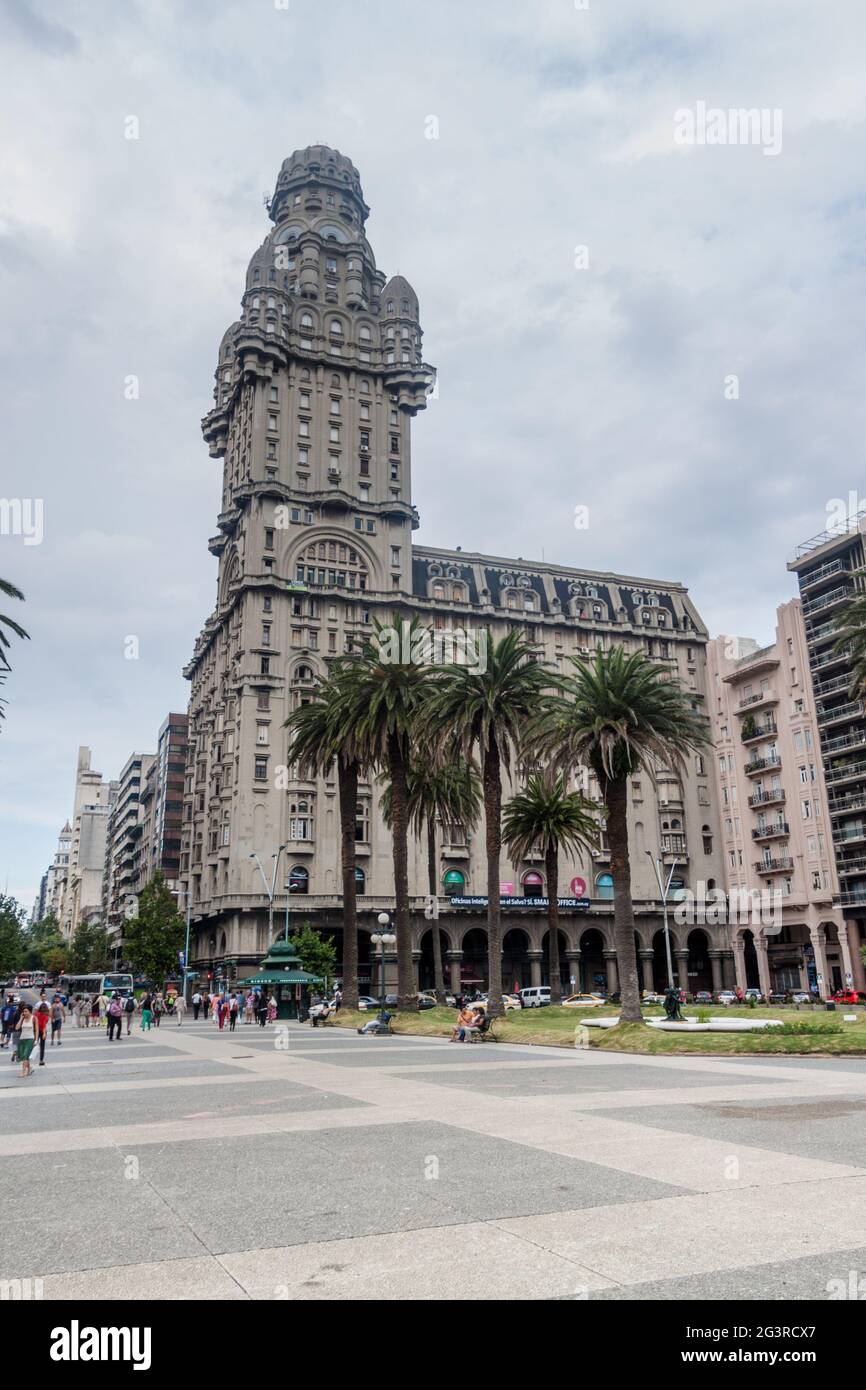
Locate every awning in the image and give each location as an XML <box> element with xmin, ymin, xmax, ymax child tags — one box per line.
<box><xmin>243</xmin><ymin>971</ymin><xmax>322</xmax><ymax>985</ymax></box>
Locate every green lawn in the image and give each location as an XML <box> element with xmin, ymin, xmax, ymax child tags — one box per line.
<box><xmin>330</xmin><ymin>1002</ymin><xmax>866</xmax><ymax>1055</ymax></box>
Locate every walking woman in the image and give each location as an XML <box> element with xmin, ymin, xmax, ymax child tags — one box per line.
<box><xmin>16</xmin><ymin>1004</ymin><xmax>36</xmax><ymax>1079</ymax></box>
<box><xmin>256</xmin><ymin>991</ymin><xmax>268</xmax><ymax>1027</ymax></box>
<box><xmin>49</xmin><ymin>994</ymin><xmax>65</xmax><ymax>1047</ymax></box>
<box><xmin>140</xmin><ymin>992</ymin><xmax>154</xmax><ymax>1032</ymax></box>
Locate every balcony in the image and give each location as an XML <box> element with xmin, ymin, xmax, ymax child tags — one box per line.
<box><xmin>754</xmin><ymin>857</ymin><xmax>794</xmax><ymax>874</ymax></box>
<box><xmin>838</xmin><ymin>858</ymin><xmax>866</xmax><ymax>877</ymax></box>
<box><xmin>817</xmin><ymin>699</ymin><xmax>864</xmax><ymax>727</ymax></box>
<box><xmin>661</xmin><ymin>837</ymin><xmax>688</xmax><ymax>861</ymax></box>
<box><xmin>810</xmin><ymin>646</ymin><xmax>850</xmax><ymax>674</ymax></box>
<box><xmin>741</xmin><ymin>721</ymin><xmax>778</xmax><ymax>744</ymax></box>
<box><xmin>800</xmin><ymin>557</ymin><xmax>851</xmax><ymax>591</ymax></box>
<box><xmin>805</xmin><ymin>620</ymin><xmax>838</xmax><ymax>646</ymax></box>
<box><xmin>737</xmin><ymin>688</ymin><xmax>778</xmax><ymax>711</ymax></box>
<box><xmin>824</xmin><ymin>758</ymin><xmax>866</xmax><ymax>787</ymax></box>
<box><xmin>751</xmin><ymin>821</ymin><xmax>790</xmax><ymax>841</ymax></box>
<box><xmin>821</xmin><ymin>729</ymin><xmax>866</xmax><ymax>756</ymax></box>
<box><xmin>833</xmin><ymin>826</ymin><xmax>866</xmax><ymax>847</ymax></box>
<box><xmin>744</xmin><ymin>754</ymin><xmax>782</xmax><ymax>776</ymax></box>
<box><xmin>801</xmin><ymin>584</ymin><xmax>853</xmax><ymax>618</ymax></box>
<box><xmin>812</xmin><ymin>672</ymin><xmax>852</xmax><ymax>699</ymax></box>
<box><xmin>834</xmin><ymin>889</ymin><xmax>866</xmax><ymax>908</ymax></box>
<box><xmin>829</xmin><ymin>793</ymin><xmax>866</xmax><ymax>817</ymax></box>
<box><xmin>748</xmin><ymin>788</ymin><xmax>786</xmax><ymax>807</ymax></box>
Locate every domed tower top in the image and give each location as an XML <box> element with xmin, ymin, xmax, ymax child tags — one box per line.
<box><xmin>381</xmin><ymin>275</ymin><xmax>419</xmax><ymax>322</ymax></box>
<box><xmin>268</xmin><ymin>145</ymin><xmax>370</xmax><ymax>233</ymax></box>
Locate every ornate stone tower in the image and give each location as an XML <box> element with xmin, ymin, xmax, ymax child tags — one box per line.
<box><xmin>183</xmin><ymin>146</ymin><xmax>435</xmax><ymax>965</ymax></box>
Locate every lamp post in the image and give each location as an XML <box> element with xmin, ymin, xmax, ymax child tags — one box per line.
<box><xmin>371</xmin><ymin>911</ymin><xmax>397</xmax><ymax>1005</ymax></box>
<box><xmin>250</xmin><ymin>845</ymin><xmax>287</xmax><ymax>945</ymax></box>
<box><xmin>646</xmin><ymin>850</ymin><xmax>680</xmax><ymax>991</ymax></box>
<box><xmin>172</xmin><ymin>885</ymin><xmax>193</xmax><ymax>1001</ymax></box>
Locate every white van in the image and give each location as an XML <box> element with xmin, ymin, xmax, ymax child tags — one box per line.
<box><xmin>519</xmin><ymin>986</ymin><xmax>551</xmax><ymax>1009</ymax></box>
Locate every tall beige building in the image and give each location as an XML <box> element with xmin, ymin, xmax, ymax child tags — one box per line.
<box><xmin>181</xmin><ymin>146</ymin><xmax>730</xmax><ymax>997</ymax></box>
<box><xmin>59</xmin><ymin>748</ymin><xmax>115</xmax><ymax>940</ymax></box>
<box><xmin>707</xmin><ymin>602</ymin><xmax>865</xmax><ymax>997</ymax></box>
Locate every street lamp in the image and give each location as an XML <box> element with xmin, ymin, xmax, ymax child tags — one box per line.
<box><xmin>371</xmin><ymin>911</ymin><xmax>397</xmax><ymax>1005</ymax></box>
<box><xmin>172</xmin><ymin>885</ymin><xmax>193</xmax><ymax>1001</ymax></box>
<box><xmin>250</xmin><ymin>845</ymin><xmax>287</xmax><ymax>944</ymax></box>
<box><xmin>646</xmin><ymin>850</ymin><xmax>680</xmax><ymax>991</ymax></box>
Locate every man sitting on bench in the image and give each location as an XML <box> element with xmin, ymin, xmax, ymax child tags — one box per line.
<box><xmin>451</xmin><ymin>1005</ymin><xmax>482</xmax><ymax>1042</ymax></box>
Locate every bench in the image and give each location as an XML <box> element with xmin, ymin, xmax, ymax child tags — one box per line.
<box><xmin>466</xmin><ymin>1016</ymin><xmax>497</xmax><ymax>1043</ymax></box>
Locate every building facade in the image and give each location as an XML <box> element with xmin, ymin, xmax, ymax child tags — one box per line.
<box><xmin>181</xmin><ymin>145</ymin><xmax>731</xmax><ymax>996</ymax></box>
<box><xmin>707</xmin><ymin>603</ymin><xmax>862</xmax><ymax>997</ymax></box>
<box><xmin>789</xmin><ymin>510</ymin><xmax>866</xmax><ymax>981</ymax></box>
<box><xmin>102</xmin><ymin>752</ymin><xmax>154</xmax><ymax>945</ymax></box>
<box><xmin>138</xmin><ymin>713</ymin><xmax>189</xmax><ymax>893</ymax></box>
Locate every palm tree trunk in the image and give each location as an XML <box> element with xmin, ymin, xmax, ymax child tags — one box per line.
<box><xmin>388</xmin><ymin>731</ymin><xmax>417</xmax><ymax>1011</ymax></box>
<box><xmin>427</xmin><ymin>816</ymin><xmax>446</xmax><ymax>1005</ymax></box>
<box><xmin>545</xmin><ymin>843</ymin><xmax>562</xmax><ymax>1003</ymax></box>
<box><xmin>483</xmin><ymin>732</ymin><xmax>504</xmax><ymax>1017</ymax></box>
<box><xmin>605</xmin><ymin>775</ymin><xmax>643</xmax><ymax>1023</ymax></box>
<box><xmin>337</xmin><ymin>758</ymin><xmax>359</xmax><ymax>1010</ymax></box>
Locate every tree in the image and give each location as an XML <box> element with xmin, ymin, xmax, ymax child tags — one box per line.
<box><xmin>285</xmin><ymin>664</ymin><xmax>367</xmax><ymax>1008</ymax></box>
<box><xmin>288</xmin><ymin>921</ymin><xmax>337</xmax><ymax>991</ymax></box>
<box><xmin>0</xmin><ymin>578</ymin><xmax>29</xmax><ymax>726</ymax></box>
<box><xmin>68</xmin><ymin>920</ymin><xmax>112</xmax><ymax>973</ymax></box>
<box><xmin>835</xmin><ymin>593</ymin><xmax>866</xmax><ymax>698</ymax></box>
<box><xmin>423</xmin><ymin>630</ymin><xmax>551</xmax><ymax>1017</ymax></box>
<box><xmin>532</xmin><ymin>646</ymin><xmax>708</xmax><ymax>1023</ymax></box>
<box><xmin>123</xmin><ymin>871</ymin><xmax>185</xmax><ymax>985</ymax></box>
<box><xmin>0</xmin><ymin>894</ymin><xmax>27</xmax><ymax>976</ymax></box>
<box><xmin>502</xmin><ymin>771</ymin><xmax>599</xmax><ymax>1002</ymax></box>
<box><xmin>23</xmin><ymin>913</ymin><xmax>64</xmax><ymax>970</ymax></box>
<box><xmin>381</xmin><ymin>757</ymin><xmax>482</xmax><ymax>1004</ymax></box>
<box><xmin>337</xmin><ymin>617</ymin><xmax>435</xmax><ymax>1010</ymax></box>
<box><xmin>44</xmin><ymin>946</ymin><xmax>68</xmax><ymax>977</ymax></box>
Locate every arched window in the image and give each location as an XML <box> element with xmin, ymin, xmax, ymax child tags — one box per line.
<box><xmin>595</xmin><ymin>873</ymin><xmax>614</xmax><ymax>901</ymax></box>
<box><xmin>522</xmin><ymin>872</ymin><xmax>544</xmax><ymax>898</ymax></box>
<box><xmin>330</xmin><ymin>373</ymin><xmax>340</xmax><ymax>387</ymax></box>
<box><xmin>294</xmin><ymin>664</ymin><xmax>314</xmax><ymax>683</ymax></box>
<box><xmin>359</xmin><ymin>378</ymin><xmax>370</xmax><ymax>392</ymax></box>
<box><xmin>360</xmin><ymin>326</ymin><xmax>372</xmax><ymax>341</ymax></box>
<box><xmin>288</xmin><ymin>866</ymin><xmax>309</xmax><ymax>894</ymax></box>
<box><xmin>355</xmin><ymin>866</ymin><xmax>366</xmax><ymax>895</ymax></box>
<box><xmin>443</xmin><ymin>870</ymin><xmax>465</xmax><ymax>897</ymax></box>
<box><xmin>300</xmin><ymin>312</ymin><xmax>313</xmax><ymax>329</ymax></box>
<box><xmin>330</xmin><ymin>319</ymin><xmax>342</xmax><ymax>336</ymax></box>
<box><xmin>432</xmin><ymin>581</ymin><xmax>445</xmax><ymax>600</ymax></box>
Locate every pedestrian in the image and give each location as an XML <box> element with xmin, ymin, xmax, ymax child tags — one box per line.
<box><xmin>175</xmin><ymin>993</ymin><xmax>186</xmax><ymax>1026</ymax></box>
<box><xmin>33</xmin><ymin>998</ymin><xmax>50</xmax><ymax>1067</ymax></box>
<box><xmin>106</xmin><ymin>992</ymin><xmax>124</xmax><ymax>1041</ymax></box>
<box><xmin>267</xmin><ymin>993</ymin><xmax>277</xmax><ymax>1023</ymax></box>
<box><xmin>217</xmin><ymin>995</ymin><xmax>227</xmax><ymax>1030</ymax></box>
<box><xmin>153</xmin><ymin>993</ymin><xmax>164</xmax><ymax>1028</ymax></box>
<box><xmin>49</xmin><ymin>994</ymin><xmax>65</xmax><ymax>1046</ymax></box>
<box><xmin>229</xmin><ymin>993</ymin><xmax>239</xmax><ymax>1032</ymax></box>
<box><xmin>244</xmin><ymin>992</ymin><xmax>254</xmax><ymax>1025</ymax></box>
<box><xmin>334</xmin><ymin>987</ymin><xmax>342</xmax><ymax>1012</ymax></box>
<box><xmin>202</xmin><ymin>992</ymin><xmax>210</xmax><ymax>1020</ymax></box>
<box><xmin>16</xmin><ymin>1004</ymin><xmax>36</xmax><ymax>1079</ymax></box>
<box><xmin>141</xmin><ymin>992</ymin><xmax>153</xmax><ymax>1032</ymax></box>
<box><xmin>0</xmin><ymin>995</ymin><xmax>16</xmax><ymax>1050</ymax></box>
<box><xmin>256</xmin><ymin>992</ymin><xmax>268</xmax><ymax>1027</ymax></box>
<box><xmin>90</xmin><ymin>994</ymin><xmax>100</xmax><ymax>1028</ymax></box>
<box><xmin>124</xmin><ymin>992</ymin><xmax>135</xmax><ymax>1034</ymax></box>
<box><xmin>192</xmin><ymin>990</ymin><xmax>202</xmax><ymax>1021</ymax></box>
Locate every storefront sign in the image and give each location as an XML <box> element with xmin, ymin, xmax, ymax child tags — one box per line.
<box><xmin>449</xmin><ymin>895</ymin><xmax>591</xmax><ymax>910</ymax></box>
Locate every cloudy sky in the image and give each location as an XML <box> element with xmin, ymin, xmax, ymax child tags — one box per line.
<box><xmin>2</xmin><ymin>0</ymin><xmax>866</xmax><ymax>910</ymax></box>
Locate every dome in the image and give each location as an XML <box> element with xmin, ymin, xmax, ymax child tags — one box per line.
<box><xmin>382</xmin><ymin>275</ymin><xmax>419</xmax><ymax>320</ymax></box>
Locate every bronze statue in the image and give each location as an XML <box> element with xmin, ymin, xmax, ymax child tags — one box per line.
<box><xmin>663</xmin><ymin>986</ymin><xmax>684</xmax><ymax>1021</ymax></box>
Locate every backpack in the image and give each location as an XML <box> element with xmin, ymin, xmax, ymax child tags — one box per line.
<box><xmin>124</xmin><ymin>997</ymin><xmax>135</xmax><ymax>1013</ymax></box>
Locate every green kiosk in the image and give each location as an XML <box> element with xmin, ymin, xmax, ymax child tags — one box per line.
<box><xmin>243</xmin><ymin>939</ymin><xmax>323</xmax><ymax>1021</ymax></box>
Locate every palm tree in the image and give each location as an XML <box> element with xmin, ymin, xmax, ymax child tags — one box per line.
<box><xmin>338</xmin><ymin>617</ymin><xmax>435</xmax><ymax>1009</ymax></box>
<box><xmin>0</xmin><ymin>578</ymin><xmax>29</xmax><ymax>724</ymax></box>
<box><xmin>422</xmin><ymin>630</ymin><xmax>551</xmax><ymax>1017</ymax></box>
<box><xmin>835</xmin><ymin>593</ymin><xmax>866</xmax><ymax>698</ymax></box>
<box><xmin>502</xmin><ymin>771</ymin><xmax>599</xmax><ymax>1003</ymax></box>
<box><xmin>531</xmin><ymin>646</ymin><xmax>708</xmax><ymax>1023</ymax></box>
<box><xmin>381</xmin><ymin>758</ymin><xmax>482</xmax><ymax>1003</ymax></box>
<box><xmin>284</xmin><ymin>666</ymin><xmax>364</xmax><ymax>1009</ymax></box>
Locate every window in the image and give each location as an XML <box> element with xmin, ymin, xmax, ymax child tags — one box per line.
<box><xmin>254</xmin><ymin>757</ymin><xmax>268</xmax><ymax>782</ymax></box>
<box><xmin>330</xmin><ymin>319</ymin><xmax>342</xmax><ymax>336</ymax></box>
<box><xmin>443</xmin><ymin>870</ymin><xmax>465</xmax><ymax>898</ymax></box>
<box><xmin>256</xmin><ymin>723</ymin><xmax>269</xmax><ymax>745</ymax></box>
<box><xmin>595</xmin><ymin>873</ymin><xmax>614</xmax><ymax>901</ymax></box>
<box><xmin>288</xmin><ymin>866</ymin><xmax>309</xmax><ymax>894</ymax></box>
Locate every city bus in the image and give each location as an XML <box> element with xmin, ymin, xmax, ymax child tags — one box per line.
<box><xmin>58</xmin><ymin>971</ymin><xmax>134</xmax><ymax>999</ymax></box>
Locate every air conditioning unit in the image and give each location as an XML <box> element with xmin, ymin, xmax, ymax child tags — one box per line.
<box><xmin>328</xmin><ymin>464</ymin><xmax>341</xmax><ymax>477</ymax></box>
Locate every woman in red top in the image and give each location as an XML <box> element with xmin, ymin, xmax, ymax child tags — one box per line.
<box><xmin>33</xmin><ymin>999</ymin><xmax>50</xmax><ymax>1067</ymax></box>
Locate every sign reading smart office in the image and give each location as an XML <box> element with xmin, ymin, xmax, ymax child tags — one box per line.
<box><xmin>450</xmin><ymin>896</ymin><xmax>591</xmax><ymax>911</ymax></box>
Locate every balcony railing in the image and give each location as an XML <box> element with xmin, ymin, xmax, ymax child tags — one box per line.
<box><xmin>748</xmin><ymin>788</ymin><xmax>785</xmax><ymax>807</ymax></box>
<box><xmin>738</xmin><ymin>689</ymin><xmax>777</xmax><ymax>709</ymax></box>
<box><xmin>838</xmin><ymin>858</ymin><xmax>866</xmax><ymax>877</ymax></box>
<box><xmin>800</xmin><ymin>557</ymin><xmax>851</xmax><ymax>590</ymax></box>
<box><xmin>817</xmin><ymin>699</ymin><xmax>864</xmax><ymax>726</ymax></box>
<box><xmin>812</xmin><ymin>672</ymin><xmax>852</xmax><ymax>698</ymax></box>
<box><xmin>821</xmin><ymin>730</ymin><xmax>866</xmax><ymax>755</ymax></box>
<box><xmin>801</xmin><ymin>584</ymin><xmax>852</xmax><ymax>617</ymax></box>
<box><xmin>810</xmin><ymin>646</ymin><xmax>850</xmax><ymax>672</ymax></box>
<box><xmin>805</xmin><ymin>620</ymin><xmax>838</xmax><ymax>645</ymax></box>
<box><xmin>741</xmin><ymin>721</ymin><xmax>778</xmax><ymax>744</ymax></box>
<box><xmin>829</xmin><ymin>794</ymin><xmax>866</xmax><ymax>816</ymax></box>
<box><xmin>754</xmin><ymin>857</ymin><xmax>794</xmax><ymax>874</ymax></box>
<box><xmin>824</xmin><ymin>759</ymin><xmax>866</xmax><ymax>785</ymax></box>
<box><xmin>744</xmin><ymin>755</ymin><xmax>782</xmax><ymax>775</ymax></box>
<box><xmin>751</xmin><ymin>822</ymin><xmax>789</xmax><ymax>840</ymax></box>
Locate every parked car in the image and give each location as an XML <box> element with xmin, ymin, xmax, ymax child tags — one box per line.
<box><xmin>716</xmin><ymin>990</ymin><xmax>737</xmax><ymax>1006</ymax></box>
<box><xmin>562</xmin><ymin>992</ymin><xmax>607</xmax><ymax>1009</ymax></box>
<box><xmin>768</xmin><ymin>991</ymin><xmax>789</xmax><ymax>1005</ymax></box>
<box><xmin>694</xmin><ymin>991</ymin><xmax>713</xmax><ymax>1005</ymax></box>
<box><xmin>744</xmin><ymin>988</ymin><xmax>763</xmax><ymax>1002</ymax></box>
<box><xmin>790</xmin><ymin>991</ymin><xmax>812</xmax><ymax>1005</ymax></box>
<box><xmin>357</xmin><ymin>996</ymin><xmax>379</xmax><ymax>1011</ymax></box>
<box><xmin>832</xmin><ymin>989</ymin><xmax>866</xmax><ymax>1005</ymax></box>
<box><xmin>519</xmin><ymin>986</ymin><xmax>551</xmax><ymax>1009</ymax></box>
<box><xmin>641</xmin><ymin>991</ymin><xmax>666</xmax><ymax>1005</ymax></box>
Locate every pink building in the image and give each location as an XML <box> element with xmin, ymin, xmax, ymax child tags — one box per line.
<box><xmin>707</xmin><ymin>601</ymin><xmax>865</xmax><ymax>998</ymax></box>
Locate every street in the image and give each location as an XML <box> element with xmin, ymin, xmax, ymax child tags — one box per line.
<box><xmin>3</xmin><ymin>1018</ymin><xmax>866</xmax><ymax>1299</ymax></box>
